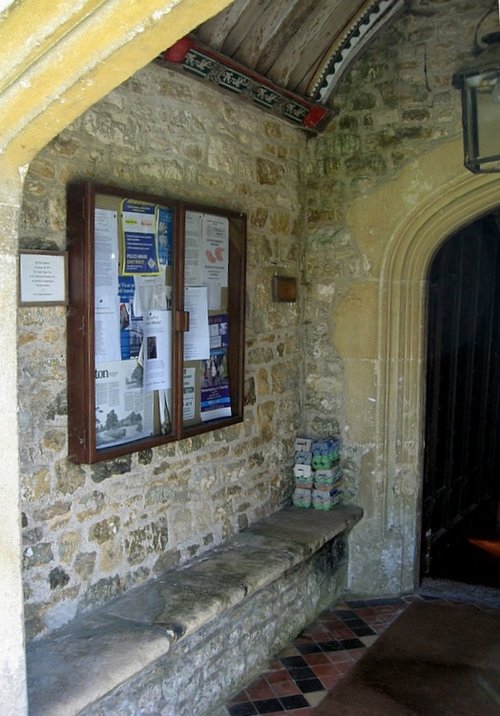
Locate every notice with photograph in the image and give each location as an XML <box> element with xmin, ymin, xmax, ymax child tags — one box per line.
<box><xmin>159</xmin><ymin>389</ymin><xmax>172</xmax><ymax>434</ymax></box>
<box><xmin>143</xmin><ymin>309</ymin><xmax>172</xmax><ymax>392</ymax></box>
<box><xmin>133</xmin><ymin>274</ymin><xmax>170</xmax><ymax>316</ymax></box>
<box><xmin>200</xmin><ymin>313</ymin><xmax>231</xmax><ymax>421</ymax></box>
<box><xmin>118</xmin><ymin>276</ymin><xmax>143</xmax><ymax>360</ymax></box>
<box><xmin>95</xmin><ymin>359</ymin><xmax>154</xmax><ymax>448</ymax></box>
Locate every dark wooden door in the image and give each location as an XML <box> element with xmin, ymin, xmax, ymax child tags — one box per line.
<box><xmin>421</xmin><ymin>213</ymin><xmax>500</xmax><ymax>578</ymax></box>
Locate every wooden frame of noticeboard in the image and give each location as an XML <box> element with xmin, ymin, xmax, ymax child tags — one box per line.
<box><xmin>66</xmin><ymin>182</ymin><xmax>246</xmax><ymax>464</ymax></box>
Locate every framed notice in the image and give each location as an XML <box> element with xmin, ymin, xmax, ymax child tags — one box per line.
<box><xmin>19</xmin><ymin>250</ymin><xmax>68</xmax><ymax>306</ymax></box>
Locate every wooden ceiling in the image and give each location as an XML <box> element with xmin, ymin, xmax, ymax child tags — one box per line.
<box><xmin>195</xmin><ymin>0</ymin><xmax>405</xmax><ymax>102</ymax></box>
<box><xmin>161</xmin><ymin>0</ymin><xmax>407</xmax><ymax>131</ymax></box>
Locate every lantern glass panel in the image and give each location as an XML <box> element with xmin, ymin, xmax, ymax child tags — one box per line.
<box><xmin>466</xmin><ymin>71</ymin><xmax>500</xmax><ymax>161</ymax></box>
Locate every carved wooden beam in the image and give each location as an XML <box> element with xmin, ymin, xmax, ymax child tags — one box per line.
<box><xmin>160</xmin><ymin>37</ymin><xmax>331</xmax><ymax>133</ymax></box>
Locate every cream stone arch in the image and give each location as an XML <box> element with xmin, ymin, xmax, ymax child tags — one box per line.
<box><xmin>0</xmin><ymin>0</ymin><xmax>233</xmax><ymax>173</ymax></box>
<box><xmin>0</xmin><ymin>2</ymin><xmax>233</xmax><ymax>713</ymax></box>
<box><xmin>375</xmin><ymin>156</ymin><xmax>500</xmax><ymax>591</ymax></box>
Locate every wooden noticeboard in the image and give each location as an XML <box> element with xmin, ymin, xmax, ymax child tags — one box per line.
<box><xmin>66</xmin><ymin>182</ymin><xmax>246</xmax><ymax>464</ymax></box>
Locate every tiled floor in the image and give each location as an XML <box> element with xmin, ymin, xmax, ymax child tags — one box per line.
<box><xmin>223</xmin><ymin>594</ymin><xmax>438</xmax><ymax>716</ymax></box>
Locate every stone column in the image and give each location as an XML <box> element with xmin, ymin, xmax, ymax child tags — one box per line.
<box><xmin>0</xmin><ymin>165</ymin><xmax>27</xmax><ymax>715</ymax></box>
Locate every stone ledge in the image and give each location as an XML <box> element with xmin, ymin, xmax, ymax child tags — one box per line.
<box><xmin>27</xmin><ymin>503</ymin><xmax>363</xmax><ymax>716</ymax></box>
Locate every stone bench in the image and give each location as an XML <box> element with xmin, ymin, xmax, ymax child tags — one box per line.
<box><xmin>26</xmin><ymin>503</ymin><xmax>363</xmax><ymax>716</ymax></box>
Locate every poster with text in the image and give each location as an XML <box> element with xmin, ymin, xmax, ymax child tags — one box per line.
<box><xmin>158</xmin><ymin>206</ymin><xmax>173</xmax><ymax>267</ymax></box>
<box><xmin>200</xmin><ymin>314</ymin><xmax>231</xmax><ymax>421</ymax></box>
<box><xmin>183</xmin><ymin>367</ymin><xmax>196</xmax><ymax>422</ymax></box>
<box><xmin>94</xmin><ymin>208</ymin><xmax>121</xmax><ymax>363</ymax></box>
<box><xmin>202</xmin><ymin>214</ymin><xmax>228</xmax><ymax>310</ymax></box>
<box><xmin>121</xmin><ymin>199</ymin><xmax>159</xmax><ymax>275</ymax></box>
<box><xmin>184</xmin><ymin>211</ymin><xmax>203</xmax><ymax>285</ymax></box>
<box><xmin>143</xmin><ymin>309</ymin><xmax>172</xmax><ymax>392</ymax></box>
<box><xmin>183</xmin><ymin>286</ymin><xmax>210</xmax><ymax>360</ymax></box>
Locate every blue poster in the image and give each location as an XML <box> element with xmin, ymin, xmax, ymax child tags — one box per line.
<box><xmin>158</xmin><ymin>206</ymin><xmax>173</xmax><ymax>267</ymax></box>
<box><xmin>200</xmin><ymin>314</ymin><xmax>231</xmax><ymax>421</ymax></box>
<box><xmin>121</xmin><ymin>199</ymin><xmax>159</xmax><ymax>275</ymax></box>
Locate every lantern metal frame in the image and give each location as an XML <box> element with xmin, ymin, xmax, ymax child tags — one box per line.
<box><xmin>453</xmin><ymin>33</ymin><xmax>500</xmax><ymax>173</ymax></box>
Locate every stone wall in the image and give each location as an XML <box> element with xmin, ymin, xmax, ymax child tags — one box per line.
<box><xmin>304</xmin><ymin>0</ymin><xmax>492</xmax><ymax>436</ymax></box>
<box><xmin>19</xmin><ymin>0</ymin><xmax>496</xmax><ymax>639</ymax></box>
<box><xmin>19</xmin><ymin>62</ymin><xmax>306</xmax><ymax>639</ymax></box>
<box><xmin>303</xmin><ymin>0</ymin><xmax>497</xmax><ymax>594</ymax></box>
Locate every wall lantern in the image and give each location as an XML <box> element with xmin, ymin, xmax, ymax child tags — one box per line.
<box><xmin>453</xmin><ymin>32</ymin><xmax>500</xmax><ymax>173</ymax></box>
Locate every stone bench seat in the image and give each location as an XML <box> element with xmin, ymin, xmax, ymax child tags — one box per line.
<box><xmin>27</xmin><ymin>503</ymin><xmax>363</xmax><ymax>716</ymax></box>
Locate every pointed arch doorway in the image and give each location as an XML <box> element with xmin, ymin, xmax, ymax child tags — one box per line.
<box><xmin>349</xmin><ymin>164</ymin><xmax>500</xmax><ymax>597</ymax></box>
<box><xmin>421</xmin><ymin>213</ymin><xmax>500</xmax><ymax>587</ymax></box>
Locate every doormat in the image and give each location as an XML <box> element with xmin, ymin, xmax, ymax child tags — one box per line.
<box><xmin>420</xmin><ymin>577</ymin><xmax>500</xmax><ymax>609</ymax></box>
<box><xmin>312</xmin><ymin>601</ymin><xmax>500</xmax><ymax>715</ymax></box>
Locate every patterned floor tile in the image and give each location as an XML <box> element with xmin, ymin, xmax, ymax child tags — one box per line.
<box><xmin>223</xmin><ymin>595</ymin><xmax>425</xmax><ymax>715</ymax></box>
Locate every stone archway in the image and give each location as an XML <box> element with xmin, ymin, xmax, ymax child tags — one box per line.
<box><xmin>375</xmin><ymin>160</ymin><xmax>500</xmax><ymax>593</ymax></box>
<box><xmin>340</xmin><ymin>141</ymin><xmax>500</xmax><ymax>596</ymax></box>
